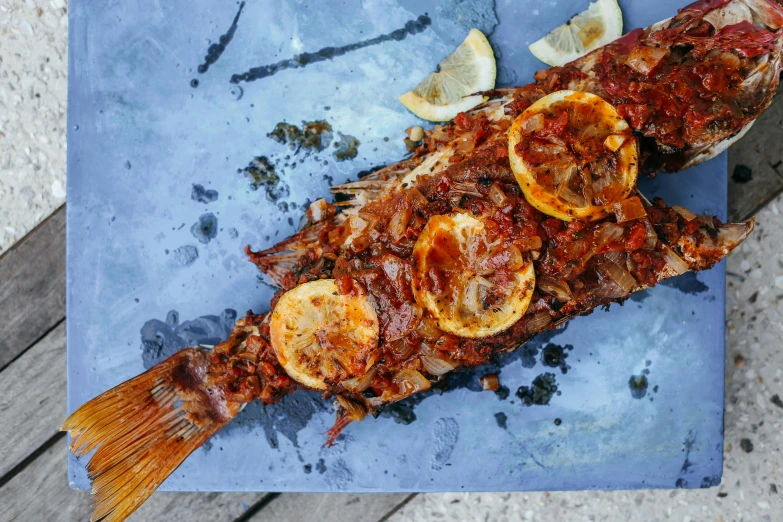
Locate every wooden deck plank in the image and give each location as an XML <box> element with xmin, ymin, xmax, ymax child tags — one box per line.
<box><xmin>0</xmin><ymin>436</ymin><xmax>272</xmax><ymax>522</ymax></box>
<box><xmin>0</xmin><ymin>205</ymin><xmax>66</xmax><ymax>370</ymax></box>
<box><xmin>248</xmin><ymin>492</ymin><xmax>412</xmax><ymax>522</ymax></box>
<box><xmin>0</xmin><ymin>322</ymin><xmax>65</xmax><ymax>479</ymax></box>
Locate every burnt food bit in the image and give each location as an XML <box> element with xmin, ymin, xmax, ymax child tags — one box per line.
<box><xmin>333</xmin><ymin>132</ymin><xmax>360</xmax><ymax>161</ymax></box>
<box><xmin>243</xmin><ymin>156</ymin><xmax>290</xmax><ymax>201</ymax></box>
<box><xmin>516</xmin><ymin>373</ymin><xmax>558</xmax><ymax>406</ymax></box>
<box><xmin>268</xmin><ymin>120</ymin><xmax>333</xmax><ymax>153</ymax></box>
<box><xmin>628</xmin><ymin>374</ymin><xmax>649</xmax><ymax>399</ymax></box>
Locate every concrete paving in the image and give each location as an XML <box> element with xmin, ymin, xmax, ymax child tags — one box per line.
<box><xmin>0</xmin><ymin>0</ymin><xmax>67</xmax><ymax>253</ymax></box>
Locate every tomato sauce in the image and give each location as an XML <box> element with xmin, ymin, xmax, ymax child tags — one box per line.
<box><xmin>513</xmin><ymin>98</ymin><xmax>632</xmax><ymax>207</ymax></box>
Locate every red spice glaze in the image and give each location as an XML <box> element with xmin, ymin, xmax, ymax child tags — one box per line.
<box><xmin>248</xmin><ymin>111</ymin><xmax>709</xmax><ymax>390</ymax></box>
<box><xmin>205</xmin><ymin>314</ymin><xmax>294</xmax><ymax>404</ymax></box>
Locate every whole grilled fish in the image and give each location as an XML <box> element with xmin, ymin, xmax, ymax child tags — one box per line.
<box><xmin>63</xmin><ymin>1</ymin><xmax>783</xmax><ymax>521</ymax></box>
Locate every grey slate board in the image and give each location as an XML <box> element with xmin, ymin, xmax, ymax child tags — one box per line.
<box><xmin>67</xmin><ymin>0</ymin><xmax>726</xmax><ymax>492</ymax></box>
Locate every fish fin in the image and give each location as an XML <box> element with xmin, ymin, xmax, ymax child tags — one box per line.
<box><xmin>324</xmin><ymin>409</ymin><xmax>354</xmax><ymax>447</ymax></box>
<box><xmin>62</xmin><ymin>348</ymin><xmax>239</xmax><ymax>522</ymax></box>
<box><xmin>677</xmin><ymin>217</ymin><xmax>754</xmax><ymax>271</ymax></box>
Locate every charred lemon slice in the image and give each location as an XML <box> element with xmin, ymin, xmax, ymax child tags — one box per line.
<box><xmin>412</xmin><ymin>213</ymin><xmax>535</xmax><ymax>338</ymax></box>
<box><xmin>508</xmin><ymin>90</ymin><xmax>638</xmax><ymax>221</ymax></box>
<box><xmin>270</xmin><ymin>279</ymin><xmax>380</xmax><ymax>390</ymax></box>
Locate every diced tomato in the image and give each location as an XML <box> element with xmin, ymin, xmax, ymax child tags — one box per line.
<box><xmin>538</xmin><ymin>111</ymin><xmax>569</xmax><ymax>138</ymax></box>
<box><xmin>682</xmin><ymin>219</ymin><xmax>702</xmax><ymax>235</ymax></box>
<box><xmin>335</xmin><ymin>274</ymin><xmax>355</xmax><ymax>295</ymax></box>
<box><xmin>454</xmin><ymin>112</ymin><xmax>471</xmax><ymax>131</ymax></box>
<box><xmin>435</xmin><ymin>176</ymin><xmax>452</xmax><ymax>196</ymax></box>
<box><xmin>540</xmin><ymin>218</ymin><xmax>564</xmax><ymax>240</ymax></box>
<box><xmin>617</xmin><ymin>104</ymin><xmax>653</xmax><ymax>129</ymax></box>
<box><xmin>258</xmin><ymin>361</ymin><xmax>277</xmax><ymax>379</ymax></box>
<box><xmin>624</xmin><ymin>221</ymin><xmax>647</xmax><ymax>251</ymax></box>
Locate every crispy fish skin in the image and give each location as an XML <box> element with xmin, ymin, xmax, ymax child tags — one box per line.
<box><xmin>61</xmin><ymin>2</ymin><xmax>780</xmax><ymax>521</ymax></box>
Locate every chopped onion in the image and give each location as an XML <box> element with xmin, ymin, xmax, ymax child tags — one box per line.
<box><xmin>431</xmin><ymin>125</ymin><xmax>451</xmax><ymax>142</ymax></box>
<box><xmin>592</xmin><ymin>222</ymin><xmax>625</xmax><ymax>253</ymax></box>
<box><xmin>306</xmin><ymin>199</ymin><xmax>335</xmax><ymax>223</ymax></box>
<box><xmin>661</xmin><ymin>245</ymin><xmax>690</xmax><ymax>275</ymax></box>
<box><xmin>464</xmin><ymin>276</ymin><xmax>492</xmax><ymax>314</ymax></box>
<box><xmin>613</xmin><ymin>196</ymin><xmax>647</xmax><ymax>223</ymax></box>
<box><xmin>351</xmin><ymin>234</ymin><xmax>373</xmax><ymax>252</ymax></box>
<box><xmin>558</xmin><ymin>182</ymin><xmax>587</xmax><ymax>207</ymax></box>
<box><xmin>672</xmin><ymin>205</ymin><xmax>697</xmax><ymax>222</ymax></box>
<box><xmin>597</xmin><ymin>261</ymin><xmax>637</xmax><ymax>294</ymax></box>
<box><xmin>642</xmin><ymin>219</ymin><xmax>658</xmax><ymax>250</ymax></box>
<box><xmin>604</xmin><ymin>134</ymin><xmax>628</xmax><ymax>152</ymax></box>
<box><xmin>626</xmin><ymin>46</ymin><xmax>668</xmax><ymax>75</ymax></box>
<box><xmin>488</xmin><ymin>184</ymin><xmax>509</xmax><ymax>207</ymax></box>
<box><xmin>603</xmin><ymin>251</ymin><xmax>625</xmax><ymax>266</ymax></box>
<box><xmin>389</xmin><ymin>204</ymin><xmax>412</xmax><ymax>241</ymax></box>
<box><xmin>407</xmin><ymin>126</ymin><xmax>424</xmax><ymax>142</ymax></box>
<box><xmin>237</xmin><ymin>352</ymin><xmax>258</xmax><ymax>363</ymax></box>
<box><xmin>552</xmin><ymin>161</ymin><xmax>578</xmax><ymax>187</ymax></box>
<box><xmin>387</xmin><ymin>338</ymin><xmax>416</xmax><ymax>360</ymax></box>
<box><xmin>505</xmin><ymin>245</ymin><xmax>525</xmax><ymax>271</ymax></box>
<box><xmin>456</xmin><ymin>132</ymin><xmax>478</xmax><ymax>154</ymax></box>
<box><xmin>381</xmin><ymin>369</ymin><xmax>431</xmax><ymax>401</ymax></box>
<box><xmin>538</xmin><ymin>275</ymin><xmax>573</xmax><ymax>302</ymax></box>
<box><xmin>525</xmin><ymin>311</ymin><xmax>553</xmax><ymax>333</ymax></box>
<box><xmin>416</xmin><ymin>316</ymin><xmax>442</xmax><ymax>341</ymax></box>
<box><xmin>523</xmin><ymin>113</ymin><xmax>545</xmax><ymax>133</ymax></box>
<box><xmin>409</xmin><ymin>187</ymin><xmax>429</xmax><ymax>208</ymax></box>
<box><xmin>336</xmin><ymin>395</ymin><xmax>367</xmax><ymax>422</ymax></box>
<box><xmin>421</xmin><ymin>355</ymin><xmax>458</xmax><ymax>376</ymax></box>
<box><xmin>342</xmin><ymin>368</ymin><xmax>377</xmax><ymax>393</ymax></box>
<box><xmin>480</xmin><ymin>374</ymin><xmax>499</xmax><ymax>391</ymax></box>
<box><xmin>516</xmin><ymin>236</ymin><xmax>543</xmax><ymax>252</ymax></box>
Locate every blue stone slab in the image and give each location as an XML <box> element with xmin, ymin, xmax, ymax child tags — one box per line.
<box><xmin>67</xmin><ymin>0</ymin><xmax>726</xmax><ymax>492</ymax></box>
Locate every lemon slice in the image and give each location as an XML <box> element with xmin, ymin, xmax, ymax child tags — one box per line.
<box><xmin>399</xmin><ymin>29</ymin><xmax>496</xmax><ymax>122</ymax></box>
<box><xmin>412</xmin><ymin>213</ymin><xmax>535</xmax><ymax>339</ymax></box>
<box><xmin>508</xmin><ymin>90</ymin><xmax>638</xmax><ymax>221</ymax></box>
<box><xmin>529</xmin><ymin>0</ymin><xmax>623</xmax><ymax>67</ymax></box>
<box><xmin>270</xmin><ymin>279</ymin><xmax>380</xmax><ymax>390</ymax></box>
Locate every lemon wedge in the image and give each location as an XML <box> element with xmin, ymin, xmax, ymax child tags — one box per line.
<box><xmin>508</xmin><ymin>90</ymin><xmax>638</xmax><ymax>221</ymax></box>
<box><xmin>270</xmin><ymin>279</ymin><xmax>380</xmax><ymax>390</ymax></box>
<box><xmin>529</xmin><ymin>0</ymin><xmax>623</xmax><ymax>67</ymax></box>
<box><xmin>412</xmin><ymin>213</ymin><xmax>536</xmax><ymax>339</ymax></box>
<box><xmin>399</xmin><ymin>29</ymin><xmax>496</xmax><ymax>122</ymax></box>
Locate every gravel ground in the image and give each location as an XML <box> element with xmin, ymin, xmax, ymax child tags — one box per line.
<box><xmin>0</xmin><ymin>0</ymin><xmax>67</xmax><ymax>254</ymax></box>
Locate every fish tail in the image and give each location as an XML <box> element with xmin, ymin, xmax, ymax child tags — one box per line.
<box><xmin>61</xmin><ymin>348</ymin><xmax>240</xmax><ymax>522</ymax></box>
